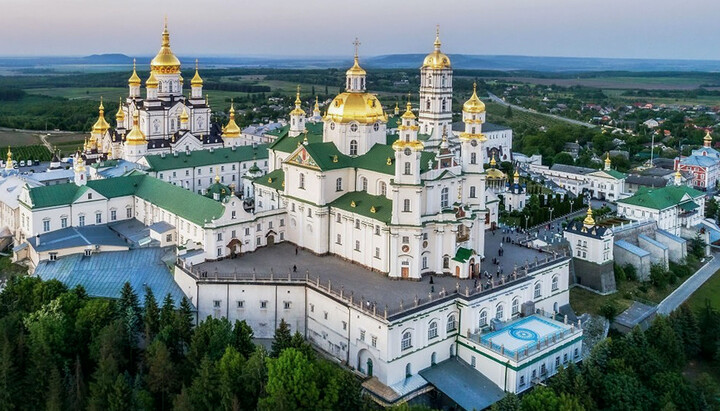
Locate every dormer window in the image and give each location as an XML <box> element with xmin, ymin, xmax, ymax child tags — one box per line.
<box><xmin>88</xmin><ymin>193</ymin><xmax>92</xmax><ymax>200</ymax></box>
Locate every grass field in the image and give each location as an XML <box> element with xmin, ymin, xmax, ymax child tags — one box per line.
<box><xmin>482</xmin><ymin>75</ymin><xmax>718</xmax><ymax>90</ymax></box>
<box><xmin>0</xmin><ymin>129</ymin><xmax>43</xmax><ymax>146</ymax></box>
<box><xmin>686</xmin><ymin>269</ymin><xmax>720</xmax><ymax>311</ymax></box>
<box><xmin>485</xmin><ymin>101</ymin><xmax>567</xmax><ymax>130</ymax></box>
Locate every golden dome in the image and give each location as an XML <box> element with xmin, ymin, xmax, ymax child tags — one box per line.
<box><xmin>91</xmin><ymin>98</ymin><xmax>111</xmax><ymax>135</ymax></box>
<box><xmin>128</xmin><ymin>58</ymin><xmax>141</xmax><ymax>86</ymax></box>
<box><xmin>422</xmin><ymin>27</ymin><xmax>451</xmax><ymax>70</ymax></box>
<box><xmin>324</xmin><ymin>92</ymin><xmax>387</xmax><ymax>124</ymax></box>
<box><xmin>605</xmin><ymin>152</ymin><xmax>611</xmax><ymax>165</ymax></box>
<box><xmin>401</xmin><ymin>101</ymin><xmax>416</xmax><ymax>120</ymax></box>
<box><xmin>314</xmin><ymin>96</ymin><xmax>320</xmax><ymax>112</ymax></box>
<box><xmin>290</xmin><ymin>86</ymin><xmax>306</xmax><ymax>116</ymax></box>
<box><xmin>583</xmin><ymin>205</ymin><xmax>595</xmax><ymax>226</ymax></box>
<box><xmin>463</xmin><ymin>83</ymin><xmax>485</xmax><ymax>114</ymax></box>
<box><xmin>346</xmin><ymin>39</ymin><xmax>366</xmax><ymax>76</ymax></box>
<box><xmin>115</xmin><ymin>98</ymin><xmax>125</xmax><ymax>123</ymax></box>
<box><xmin>223</xmin><ymin>103</ymin><xmax>241</xmax><ymax>138</ymax></box>
<box><xmin>705</xmin><ymin>130</ymin><xmax>713</xmax><ymax>142</ymax></box>
<box><xmin>125</xmin><ymin>111</ymin><xmax>147</xmax><ymax>146</ymax></box>
<box><xmin>146</xmin><ymin>71</ymin><xmax>159</xmax><ymax>88</ymax></box>
<box><xmin>191</xmin><ymin>59</ymin><xmax>203</xmax><ymax>87</ymax></box>
<box><xmin>150</xmin><ymin>21</ymin><xmax>181</xmax><ymax>74</ymax></box>
<box><xmin>513</xmin><ymin>169</ymin><xmax>520</xmax><ymax>178</ymax></box>
<box><xmin>486</xmin><ymin>168</ymin><xmax>506</xmax><ymax>180</ymax></box>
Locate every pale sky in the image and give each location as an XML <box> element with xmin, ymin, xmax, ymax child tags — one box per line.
<box><xmin>1</xmin><ymin>0</ymin><xmax>717</xmax><ymax>60</ymax></box>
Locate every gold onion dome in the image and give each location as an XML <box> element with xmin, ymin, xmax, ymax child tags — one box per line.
<box><xmin>223</xmin><ymin>103</ymin><xmax>241</xmax><ymax>137</ymax></box>
<box><xmin>325</xmin><ymin>92</ymin><xmax>387</xmax><ymax>124</ymax></box>
<box><xmin>128</xmin><ymin>59</ymin><xmax>141</xmax><ymax>86</ymax></box>
<box><xmin>705</xmin><ymin>130</ymin><xmax>713</xmax><ymax>142</ymax></box>
<box><xmin>490</xmin><ymin>154</ymin><xmax>497</xmax><ymax>167</ymax></box>
<box><xmin>191</xmin><ymin>59</ymin><xmax>203</xmax><ymax>86</ymax></box>
<box><xmin>463</xmin><ymin>82</ymin><xmax>486</xmax><ymax>113</ymax></box>
<box><xmin>401</xmin><ymin>101</ymin><xmax>416</xmax><ymax>120</ymax></box>
<box><xmin>91</xmin><ymin>98</ymin><xmax>111</xmax><ymax>134</ymax></box>
<box><xmin>290</xmin><ymin>86</ymin><xmax>306</xmax><ymax>116</ymax></box>
<box><xmin>486</xmin><ymin>155</ymin><xmax>505</xmax><ymax>179</ymax></box>
<box><xmin>422</xmin><ymin>27</ymin><xmax>451</xmax><ymax>69</ymax></box>
<box><xmin>115</xmin><ymin>98</ymin><xmax>125</xmax><ymax>122</ymax></box>
<box><xmin>605</xmin><ymin>152</ymin><xmax>611</xmax><ymax>165</ymax></box>
<box><xmin>314</xmin><ymin>96</ymin><xmax>320</xmax><ymax>112</ymax></box>
<box><xmin>146</xmin><ymin>71</ymin><xmax>159</xmax><ymax>88</ymax></box>
<box><xmin>150</xmin><ymin>21</ymin><xmax>181</xmax><ymax>74</ymax></box>
<box><xmin>346</xmin><ymin>40</ymin><xmax>367</xmax><ymax>76</ymax></box>
<box><xmin>583</xmin><ymin>205</ymin><xmax>595</xmax><ymax>226</ymax></box>
<box><xmin>125</xmin><ymin>111</ymin><xmax>147</xmax><ymax>145</ymax></box>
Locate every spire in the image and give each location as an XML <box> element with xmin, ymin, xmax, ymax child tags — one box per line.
<box><xmin>434</xmin><ymin>25</ymin><xmax>441</xmax><ymax>50</ymax></box>
<box><xmin>191</xmin><ymin>59</ymin><xmax>203</xmax><ymax>87</ymax></box>
<box><xmin>345</xmin><ymin>37</ymin><xmax>366</xmax><ymax>79</ymax></box>
<box><xmin>5</xmin><ymin>147</ymin><xmax>12</xmax><ymax>171</ymax></box>
<box><xmin>490</xmin><ymin>154</ymin><xmax>497</xmax><ymax>167</ymax></box>
<box><xmin>91</xmin><ymin>97</ymin><xmax>110</xmax><ymax>135</ymax></box>
<box><xmin>463</xmin><ymin>82</ymin><xmax>485</xmax><ymax>114</ymax></box>
<box><xmin>604</xmin><ymin>152</ymin><xmax>611</xmax><ymax>171</ymax></box>
<box><xmin>583</xmin><ymin>204</ymin><xmax>595</xmax><ymax>227</ymax></box>
<box><xmin>513</xmin><ymin>168</ymin><xmax>520</xmax><ymax>184</ymax></box>
<box><xmin>675</xmin><ymin>169</ymin><xmax>682</xmax><ymax>186</ymax></box>
<box><xmin>223</xmin><ymin>101</ymin><xmax>241</xmax><ymax>138</ymax></box>
<box><xmin>290</xmin><ymin>86</ymin><xmax>306</xmax><ymax>116</ymax></box>
<box><xmin>180</xmin><ymin>106</ymin><xmax>189</xmax><ymax>128</ymax></box>
<box><xmin>115</xmin><ymin>97</ymin><xmax>125</xmax><ymax>123</ymax></box>
<box><xmin>704</xmin><ymin>130</ymin><xmax>713</xmax><ymax>148</ymax></box>
<box><xmin>314</xmin><ymin>96</ymin><xmax>320</xmax><ymax>112</ymax></box>
<box><xmin>128</xmin><ymin>58</ymin><xmax>141</xmax><ymax>86</ymax></box>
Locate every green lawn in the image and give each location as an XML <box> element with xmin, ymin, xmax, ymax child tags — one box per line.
<box><xmin>687</xmin><ymin>269</ymin><xmax>720</xmax><ymax>311</ymax></box>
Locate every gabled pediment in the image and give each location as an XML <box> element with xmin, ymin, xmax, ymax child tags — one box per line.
<box><xmin>286</xmin><ymin>146</ymin><xmax>320</xmax><ymax>170</ymax></box>
<box><xmin>72</xmin><ymin>186</ymin><xmax>107</xmax><ymax>204</ymax></box>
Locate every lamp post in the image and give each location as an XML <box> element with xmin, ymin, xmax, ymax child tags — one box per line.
<box><xmin>549</xmin><ymin>207</ymin><xmax>554</xmax><ymax>223</ymax></box>
<box><xmin>525</xmin><ymin>215</ymin><xmax>530</xmax><ymax>231</ymax></box>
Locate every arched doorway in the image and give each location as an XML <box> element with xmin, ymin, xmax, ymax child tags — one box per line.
<box><xmin>431</xmin><ymin>352</ymin><xmax>437</xmax><ymax>366</ymax></box>
<box><xmin>267</xmin><ymin>235</ymin><xmax>275</xmax><ymax>246</ymax></box>
<box><xmin>450</xmin><ymin>344</ymin><xmax>455</xmax><ymax>357</ymax></box>
<box><xmin>366</xmin><ymin>358</ymin><xmax>373</xmax><ymax>377</ymax></box>
<box><xmin>357</xmin><ymin>349</ymin><xmax>375</xmax><ymax>377</ymax></box>
<box><xmin>226</xmin><ymin>238</ymin><xmax>242</xmax><ymax>258</ymax></box>
<box><xmin>469</xmin><ymin>258</ymin><xmax>476</xmax><ymax>277</ymax></box>
<box><xmin>553</xmin><ymin>302</ymin><xmax>558</xmax><ymax>314</ymax></box>
<box><xmin>405</xmin><ymin>363</ymin><xmax>412</xmax><ymax>378</ymax></box>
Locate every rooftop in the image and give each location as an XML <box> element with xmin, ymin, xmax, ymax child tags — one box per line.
<box><xmin>474</xmin><ymin>315</ymin><xmax>578</xmax><ymax>360</ymax></box>
<box><xmin>35</xmin><ymin>247</ymin><xmax>188</xmax><ymax>307</ymax></box>
<box><xmin>29</xmin><ymin>225</ymin><xmax>129</xmax><ymax>252</ymax></box>
<box><xmin>617</xmin><ymin>185</ymin><xmax>705</xmax><ymax>210</ymax></box>
<box><xmin>420</xmin><ymin>358</ymin><xmax>505</xmax><ymax>411</ymax></box>
<box><xmin>142</xmin><ymin>145</ymin><xmax>268</xmax><ymax>172</ymax></box>
<box><xmin>188</xmin><ymin>231</ymin><xmax>561</xmax><ymax>320</ymax></box>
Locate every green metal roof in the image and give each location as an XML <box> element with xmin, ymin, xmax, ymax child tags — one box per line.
<box><xmin>28</xmin><ymin>174</ymin><xmax>225</xmax><ymax>225</ymax></box>
<box><xmin>143</xmin><ymin>145</ymin><xmax>268</xmax><ymax>172</ymax></box>
<box><xmin>268</xmin><ymin>122</ymin><xmax>323</xmax><ymax>153</ymax></box>
<box><xmin>617</xmin><ymin>185</ymin><xmax>705</xmax><ymax>210</ymax></box>
<box><xmin>452</xmin><ymin>247</ymin><xmax>474</xmax><ymax>263</ymax></box>
<box><xmin>679</xmin><ymin>201</ymin><xmax>700</xmax><ymax>211</ymax></box>
<box><xmin>301</xmin><ymin>143</ymin><xmax>353</xmax><ymax>171</ymax></box>
<box><xmin>604</xmin><ymin>169</ymin><xmax>626</xmax><ymax>180</ymax></box>
<box><xmin>329</xmin><ymin>191</ymin><xmax>393</xmax><ymax>224</ymax></box>
<box><xmin>254</xmin><ymin>168</ymin><xmax>285</xmax><ymax>191</ymax></box>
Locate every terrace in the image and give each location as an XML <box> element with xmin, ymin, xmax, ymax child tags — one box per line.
<box><xmin>179</xmin><ymin>231</ymin><xmax>570</xmax><ymax>321</ymax></box>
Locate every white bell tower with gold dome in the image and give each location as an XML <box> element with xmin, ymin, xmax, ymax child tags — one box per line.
<box><xmin>289</xmin><ymin>86</ymin><xmax>306</xmax><ymax>137</ymax></box>
<box><xmin>323</xmin><ymin>39</ymin><xmax>387</xmax><ymax>157</ymax></box>
<box><xmin>459</xmin><ymin>83</ymin><xmax>487</xmax><ymax>175</ymax></box>
<box><xmin>419</xmin><ymin>27</ymin><xmax>453</xmax><ymax>145</ymax></box>
<box><xmin>151</xmin><ymin>20</ymin><xmax>183</xmax><ymax>99</ymax></box>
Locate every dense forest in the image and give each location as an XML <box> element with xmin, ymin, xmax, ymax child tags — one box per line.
<box><xmin>0</xmin><ymin>276</ymin><xmax>380</xmax><ymax>411</ymax></box>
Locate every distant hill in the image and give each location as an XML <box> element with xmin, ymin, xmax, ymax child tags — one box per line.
<box><xmin>1</xmin><ymin>53</ymin><xmax>720</xmax><ymax>73</ymax></box>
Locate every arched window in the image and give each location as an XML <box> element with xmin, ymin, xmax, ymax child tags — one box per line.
<box><xmin>405</xmin><ymin>363</ymin><xmax>412</xmax><ymax>377</ymax></box>
<box><xmin>361</xmin><ymin>177</ymin><xmax>368</xmax><ymax>191</ymax></box>
<box><xmin>404</xmin><ymin>162</ymin><xmax>411</xmax><ymax>175</ymax></box>
<box><xmin>426</xmin><ymin>76</ymin><xmax>432</xmax><ymax>86</ymax></box>
<box><xmin>447</xmin><ymin>314</ymin><xmax>456</xmax><ymax>332</ymax></box>
<box><xmin>496</xmin><ymin>304</ymin><xmax>504</xmax><ymax>320</ymax></box>
<box><xmin>512</xmin><ymin>298</ymin><xmax>520</xmax><ymax>315</ymax></box>
<box><xmin>470</xmin><ymin>153</ymin><xmax>477</xmax><ymax>164</ymax></box>
<box><xmin>441</xmin><ymin>99</ymin><xmax>447</xmax><ymax>112</ymax></box>
<box><xmin>350</xmin><ymin>140</ymin><xmax>358</xmax><ymax>155</ymax></box>
<box><xmin>428</xmin><ymin>321</ymin><xmax>438</xmax><ymax>339</ymax></box>
<box><xmin>379</xmin><ymin>181</ymin><xmax>387</xmax><ymax>196</ymax></box>
<box><xmin>470</xmin><ymin>186</ymin><xmax>476</xmax><ymax>198</ymax></box>
<box><xmin>443</xmin><ymin>256</ymin><xmax>450</xmax><ymax>269</ymax></box>
<box><xmin>403</xmin><ymin>199</ymin><xmax>411</xmax><ymax>212</ymax></box>
<box><xmin>534</xmin><ymin>282</ymin><xmax>542</xmax><ymax>299</ymax></box>
<box><xmin>299</xmin><ymin>173</ymin><xmax>305</xmax><ymax>189</ymax></box>
<box><xmin>336</xmin><ymin>178</ymin><xmax>343</xmax><ymax>191</ymax></box>
<box><xmin>440</xmin><ymin>187</ymin><xmax>449</xmax><ymax>208</ymax></box>
<box><xmin>426</xmin><ymin>99</ymin><xmax>431</xmax><ymax>110</ymax></box>
<box><xmin>552</xmin><ymin>276</ymin><xmax>559</xmax><ymax>291</ymax></box>
<box><xmin>479</xmin><ymin>310</ymin><xmax>488</xmax><ymax>327</ymax></box>
<box><xmin>401</xmin><ymin>332</ymin><xmax>412</xmax><ymax>351</ymax></box>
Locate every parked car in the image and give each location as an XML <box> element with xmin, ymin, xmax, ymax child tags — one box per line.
<box><xmin>19</xmin><ymin>160</ymin><xmax>25</xmax><ymax>167</ymax></box>
<box><xmin>26</xmin><ymin>159</ymin><xmax>33</xmax><ymax>166</ymax></box>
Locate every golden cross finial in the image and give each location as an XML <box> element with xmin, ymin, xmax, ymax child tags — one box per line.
<box><xmin>132</xmin><ymin>58</ymin><xmax>136</xmax><ymax>70</ymax></box>
<box><xmin>353</xmin><ymin>38</ymin><xmax>361</xmax><ymax>58</ymax></box>
<box><xmin>164</xmin><ymin>16</ymin><xmax>168</xmax><ymax>29</ymax></box>
<box><xmin>436</xmin><ymin>24</ymin><xmax>440</xmax><ymax>38</ymax></box>
<box><xmin>296</xmin><ymin>85</ymin><xmax>301</xmax><ymax>95</ymax></box>
<box><xmin>99</xmin><ymin>96</ymin><xmax>103</xmax><ymax>110</ymax></box>
<box><xmin>195</xmin><ymin>58</ymin><xmax>199</xmax><ymax>70</ymax></box>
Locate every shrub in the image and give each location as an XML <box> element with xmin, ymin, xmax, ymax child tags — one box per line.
<box><xmin>599</xmin><ymin>301</ymin><xmax>619</xmax><ymax>322</ymax></box>
<box><xmin>650</xmin><ymin>264</ymin><xmax>669</xmax><ymax>289</ymax></box>
<box><xmin>623</xmin><ymin>264</ymin><xmax>638</xmax><ymax>282</ymax></box>
<box><xmin>614</xmin><ymin>264</ymin><xmax>626</xmax><ymax>283</ymax></box>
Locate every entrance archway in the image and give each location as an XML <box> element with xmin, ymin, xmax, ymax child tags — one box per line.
<box><xmin>431</xmin><ymin>352</ymin><xmax>437</xmax><ymax>366</ymax></box>
<box><xmin>367</xmin><ymin>358</ymin><xmax>373</xmax><ymax>377</ymax></box>
<box><xmin>267</xmin><ymin>235</ymin><xmax>275</xmax><ymax>246</ymax></box>
<box><xmin>469</xmin><ymin>258</ymin><xmax>476</xmax><ymax>277</ymax></box>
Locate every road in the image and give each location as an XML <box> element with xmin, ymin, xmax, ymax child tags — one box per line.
<box><xmin>39</xmin><ymin>133</ymin><xmax>53</xmax><ymax>152</ymax></box>
<box><xmin>487</xmin><ymin>92</ymin><xmax>596</xmax><ymax>129</ymax></box>
<box><xmin>656</xmin><ymin>253</ymin><xmax>720</xmax><ymax>315</ymax></box>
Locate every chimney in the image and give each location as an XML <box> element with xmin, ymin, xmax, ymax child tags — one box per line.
<box><xmin>35</xmin><ymin>233</ymin><xmax>40</xmax><ymax>247</ymax></box>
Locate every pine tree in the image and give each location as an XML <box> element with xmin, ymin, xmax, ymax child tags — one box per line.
<box><xmin>145</xmin><ymin>340</ymin><xmax>176</xmax><ymax>411</ymax></box>
<box><xmin>187</xmin><ymin>356</ymin><xmax>220</xmax><ymax>411</ymax></box>
<box><xmin>232</xmin><ymin>319</ymin><xmax>255</xmax><ymax>358</ymax></box>
<box><xmin>46</xmin><ymin>366</ymin><xmax>63</xmax><ymax>411</ymax></box>
<box><xmin>108</xmin><ymin>373</ymin><xmax>132</xmax><ymax>411</ymax></box>
<box><xmin>241</xmin><ymin>347</ymin><xmax>268</xmax><ymax>410</ymax></box>
<box><xmin>0</xmin><ymin>336</ymin><xmax>17</xmax><ymax>411</ymax></box>
<box><xmin>117</xmin><ymin>282</ymin><xmax>141</xmax><ymax>328</ymax></box>
<box><xmin>271</xmin><ymin>319</ymin><xmax>293</xmax><ymax>357</ymax></box>
<box><xmin>261</xmin><ymin>348</ymin><xmax>319</xmax><ymax>410</ymax></box>
<box><xmin>143</xmin><ymin>287</ymin><xmax>160</xmax><ymax>343</ymax></box>
<box><xmin>87</xmin><ymin>353</ymin><xmax>119</xmax><ymax>411</ymax></box>
<box><xmin>218</xmin><ymin>346</ymin><xmax>245</xmax><ymax>411</ymax></box>
<box><xmin>159</xmin><ymin>293</ymin><xmax>175</xmax><ymax>330</ymax></box>
<box><xmin>175</xmin><ymin>297</ymin><xmax>194</xmax><ymax>349</ymax></box>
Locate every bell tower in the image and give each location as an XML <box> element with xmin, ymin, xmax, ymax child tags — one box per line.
<box><xmin>418</xmin><ymin>27</ymin><xmax>453</xmax><ymax>144</ymax></box>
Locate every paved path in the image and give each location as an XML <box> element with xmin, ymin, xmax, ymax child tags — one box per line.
<box><xmin>487</xmin><ymin>92</ymin><xmax>596</xmax><ymax>129</ymax></box>
<box><xmin>656</xmin><ymin>253</ymin><xmax>720</xmax><ymax>315</ymax></box>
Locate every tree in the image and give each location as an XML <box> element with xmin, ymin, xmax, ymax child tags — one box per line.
<box><xmin>145</xmin><ymin>340</ymin><xmax>177</xmax><ymax>411</ymax></box>
<box><xmin>261</xmin><ymin>348</ymin><xmax>319</xmax><ymax>410</ymax></box>
<box><xmin>271</xmin><ymin>319</ymin><xmax>293</xmax><ymax>357</ymax></box>
<box><xmin>553</xmin><ymin>152</ymin><xmax>575</xmax><ymax>166</ymax></box>
<box><xmin>218</xmin><ymin>346</ymin><xmax>246</xmax><ymax>411</ymax></box>
<box><xmin>521</xmin><ymin>386</ymin><xmax>560</xmax><ymax>411</ymax></box>
<box><xmin>46</xmin><ymin>366</ymin><xmax>63</xmax><ymax>411</ymax></box>
<box><xmin>175</xmin><ymin>297</ymin><xmax>194</xmax><ymax>349</ymax></box>
<box><xmin>159</xmin><ymin>294</ymin><xmax>175</xmax><ymax>330</ymax></box>
<box><xmin>231</xmin><ymin>319</ymin><xmax>255</xmax><ymax>358</ymax></box>
<box><xmin>117</xmin><ymin>282</ymin><xmax>141</xmax><ymax>333</ymax></box>
<box><xmin>646</xmin><ymin>316</ymin><xmax>685</xmax><ymax>371</ymax></box>
<box><xmin>108</xmin><ymin>373</ymin><xmax>132</xmax><ymax>411</ymax></box>
<box><xmin>240</xmin><ymin>347</ymin><xmax>268</xmax><ymax>410</ymax></box>
<box><xmin>188</xmin><ymin>316</ymin><xmax>233</xmax><ymax>365</ymax></box>
<box><xmin>186</xmin><ymin>356</ymin><xmax>220</xmax><ymax>411</ymax></box>
<box><xmin>599</xmin><ymin>301</ymin><xmax>619</xmax><ymax>322</ymax></box>
<box><xmin>491</xmin><ymin>392</ymin><xmax>521</xmax><ymax>411</ymax></box>
<box><xmin>143</xmin><ymin>287</ymin><xmax>160</xmax><ymax>343</ymax></box>
<box><xmin>0</xmin><ymin>335</ymin><xmax>18</xmax><ymax>411</ymax></box>
<box><xmin>87</xmin><ymin>352</ymin><xmax>119</xmax><ymax>411</ymax></box>
<box><xmin>668</xmin><ymin>304</ymin><xmax>700</xmax><ymax>358</ymax></box>
<box><xmin>505</xmin><ymin>105</ymin><xmax>513</xmax><ymax>118</ymax></box>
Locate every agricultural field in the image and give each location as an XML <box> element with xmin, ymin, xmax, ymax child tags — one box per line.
<box><xmin>484</xmin><ymin>75</ymin><xmax>718</xmax><ymax>90</ymax></box>
<box><xmin>484</xmin><ymin>101</ymin><xmax>567</xmax><ymax>130</ymax></box>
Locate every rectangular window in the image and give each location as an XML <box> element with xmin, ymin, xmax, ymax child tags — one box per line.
<box><xmin>166</xmin><ymin>234</ymin><xmax>172</xmax><ymax>242</ymax></box>
<box><xmin>217</xmin><ymin>233</ymin><xmax>223</xmax><ymax>241</ymax></box>
<box><xmin>336</xmin><ymin>234</ymin><xmax>342</xmax><ymax>245</ymax></box>
<box><xmin>95</xmin><ymin>213</ymin><xmax>102</xmax><ymax>224</ymax></box>
<box><xmin>260</xmin><ymin>301</ymin><xmax>268</xmax><ymax>309</ymax></box>
<box><xmin>61</xmin><ymin>217</ymin><xmax>67</xmax><ymax>228</ymax></box>
<box><xmin>342</xmin><ymin>321</ymin><xmax>347</xmax><ymax>330</ymax></box>
<box><xmin>245</xmin><ymin>228</ymin><xmax>250</xmax><ymax>236</ymax></box>
<box><xmin>284</xmin><ymin>301</ymin><xmax>291</xmax><ymax>310</ymax></box>
<box><xmin>256</xmin><ymin>237</ymin><xmax>261</xmax><ymax>245</ymax></box>
<box><xmin>49</xmin><ymin>252</ymin><xmax>57</xmax><ymax>261</ymax></box>
<box><xmin>110</xmin><ymin>210</ymin><xmax>117</xmax><ymax>221</ymax></box>
<box><xmin>256</xmin><ymin>223</ymin><xmax>262</xmax><ymax>232</ymax></box>
<box><xmin>213</xmin><ymin>300</ymin><xmax>221</xmax><ymax>308</ymax></box>
<box><xmin>375</xmin><ymin>247</ymin><xmax>380</xmax><ymax>259</ymax></box>
<box><xmin>360</xmin><ymin>330</ymin><xmax>366</xmax><ymax>341</ymax></box>
<box><xmin>217</xmin><ymin>248</ymin><xmax>222</xmax><ymax>256</ymax></box>
<box><xmin>355</xmin><ymin>241</ymin><xmax>360</xmax><ymax>251</ymax></box>
<box><xmin>323</xmin><ymin>312</ymin><xmax>328</xmax><ymax>320</ymax></box>
<box><xmin>371</xmin><ymin>335</ymin><xmax>377</xmax><ymax>347</ymax></box>
<box><xmin>43</xmin><ymin>220</ymin><xmax>50</xmax><ymax>232</ymax></box>
<box><xmin>280</xmin><ymin>219</ymin><xmax>285</xmax><ymax>227</ymax></box>
<box><xmin>78</xmin><ymin>215</ymin><xmax>85</xmax><ymax>227</ymax></box>
<box><xmin>126</xmin><ymin>208</ymin><xmax>132</xmax><ymax>218</ymax></box>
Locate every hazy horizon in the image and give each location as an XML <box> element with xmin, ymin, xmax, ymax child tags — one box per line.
<box><xmin>1</xmin><ymin>0</ymin><xmax>717</xmax><ymax>60</ymax></box>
